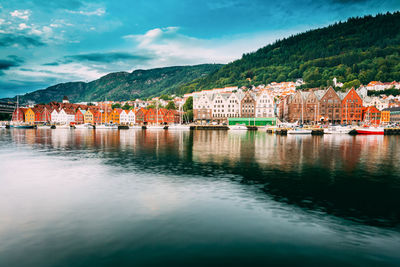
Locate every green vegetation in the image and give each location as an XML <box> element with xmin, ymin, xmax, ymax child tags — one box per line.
<box><xmin>165</xmin><ymin>101</ymin><xmax>176</xmax><ymax>110</ymax></box>
<box><xmin>183</xmin><ymin>96</ymin><xmax>193</xmax><ymax>122</ymax></box>
<box><xmin>122</xmin><ymin>103</ymin><xmax>131</xmax><ymax>110</ymax></box>
<box><xmin>368</xmin><ymin>88</ymin><xmax>400</xmax><ymax>96</ymax></box>
<box><xmin>179</xmin><ymin>12</ymin><xmax>400</xmax><ymax>92</ymax></box>
<box><xmin>111</xmin><ymin>103</ymin><xmax>121</xmax><ymax>109</ymax></box>
<box><xmin>5</xmin><ymin>64</ymin><xmax>223</xmax><ymax>104</ymax></box>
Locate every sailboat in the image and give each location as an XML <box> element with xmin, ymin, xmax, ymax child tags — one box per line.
<box><xmin>288</xmin><ymin>94</ymin><xmax>311</xmax><ymax>134</ymax></box>
<box><xmin>147</xmin><ymin>102</ymin><xmax>168</xmax><ymax>130</ymax></box>
<box><xmin>168</xmin><ymin>105</ymin><xmax>190</xmax><ymax>130</ymax></box>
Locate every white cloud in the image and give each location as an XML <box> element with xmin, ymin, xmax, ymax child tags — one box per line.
<box><xmin>67</xmin><ymin>8</ymin><xmax>106</xmax><ymax>16</ymax></box>
<box><xmin>18</xmin><ymin>23</ymin><xmax>30</xmax><ymax>30</ymax></box>
<box><xmin>123</xmin><ymin>27</ymin><xmax>298</xmax><ymax>68</ymax></box>
<box><xmin>10</xmin><ymin>10</ymin><xmax>31</xmax><ymax>20</ymax></box>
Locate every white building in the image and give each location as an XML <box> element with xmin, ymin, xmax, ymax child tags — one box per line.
<box><xmin>119</xmin><ymin>110</ymin><xmax>129</xmax><ymax>125</ymax></box>
<box><xmin>57</xmin><ymin>108</ymin><xmax>75</xmax><ymax>124</ymax></box>
<box><xmin>212</xmin><ymin>93</ymin><xmax>229</xmax><ymax>119</ymax></box>
<box><xmin>51</xmin><ymin>109</ymin><xmax>59</xmax><ymax>123</ymax></box>
<box><xmin>127</xmin><ymin>110</ymin><xmax>135</xmax><ymax>125</ymax></box>
<box><xmin>255</xmin><ymin>90</ymin><xmax>275</xmax><ymax>118</ymax></box>
<box><xmin>226</xmin><ymin>92</ymin><xmax>242</xmax><ymax>118</ymax></box>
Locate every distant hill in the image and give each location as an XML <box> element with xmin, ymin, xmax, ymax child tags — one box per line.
<box><xmin>179</xmin><ymin>12</ymin><xmax>400</xmax><ymax>93</ymax></box>
<box><xmin>3</xmin><ymin>64</ymin><xmax>223</xmax><ymax>103</ymax></box>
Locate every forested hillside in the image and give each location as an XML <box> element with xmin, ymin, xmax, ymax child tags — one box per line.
<box><xmin>3</xmin><ymin>64</ymin><xmax>222</xmax><ymax>103</ymax></box>
<box><xmin>179</xmin><ymin>12</ymin><xmax>400</xmax><ymax>93</ymax></box>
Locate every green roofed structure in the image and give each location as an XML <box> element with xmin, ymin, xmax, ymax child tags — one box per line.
<box><xmin>228</xmin><ymin>117</ymin><xmax>276</xmax><ymax>126</ymax></box>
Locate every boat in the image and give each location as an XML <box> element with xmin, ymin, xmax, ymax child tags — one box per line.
<box><xmin>130</xmin><ymin>125</ymin><xmax>143</xmax><ymax>129</ymax></box>
<box><xmin>11</xmin><ymin>124</ymin><xmax>36</xmax><ymax>129</ymax></box>
<box><xmin>355</xmin><ymin>127</ymin><xmax>384</xmax><ymax>135</ymax></box>
<box><xmin>37</xmin><ymin>125</ymin><xmax>52</xmax><ymax>129</ymax></box>
<box><xmin>168</xmin><ymin>124</ymin><xmax>190</xmax><ymax>130</ymax></box>
<box><xmin>147</xmin><ymin>125</ymin><xmax>168</xmax><ymax>130</ymax></box>
<box><xmin>324</xmin><ymin>125</ymin><xmax>352</xmax><ymax>134</ymax></box>
<box><xmin>229</xmin><ymin>124</ymin><xmax>248</xmax><ymax>130</ymax></box>
<box><xmin>75</xmin><ymin>123</ymin><xmax>94</xmax><ymax>129</ymax></box>
<box><xmin>55</xmin><ymin>124</ymin><xmax>71</xmax><ymax>129</ymax></box>
<box><xmin>287</xmin><ymin>128</ymin><xmax>312</xmax><ymax>134</ymax></box>
<box><xmin>95</xmin><ymin>123</ymin><xmax>118</xmax><ymax>129</ymax></box>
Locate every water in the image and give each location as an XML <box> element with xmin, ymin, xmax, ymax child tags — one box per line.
<box><xmin>0</xmin><ymin>129</ymin><xmax>399</xmax><ymax>266</ymax></box>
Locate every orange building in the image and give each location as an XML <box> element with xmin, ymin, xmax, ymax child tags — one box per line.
<box><xmin>24</xmin><ymin>108</ymin><xmax>35</xmax><ymax>124</ymax></box>
<box><xmin>111</xmin><ymin>108</ymin><xmax>123</xmax><ymax>124</ymax></box>
<box><xmin>381</xmin><ymin>110</ymin><xmax>390</xmax><ymax>124</ymax></box>
<box><xmin>363</xmin><ymin>106</ymin><xmax>381</xmax><ymax>125</ymax></box>
<box><xmin>341</xmin><ymin>88</ymin><xmax>363</xmax><ymax>124</ymax></box>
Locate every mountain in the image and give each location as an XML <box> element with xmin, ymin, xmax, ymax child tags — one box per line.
<box><xmin>4</xmin><ymin>64</ymin><xmax>223</xmax><ymax>103</ymax></box>
<box><xmin>179</xmin><ymin>12</ymin><xmax>400</xmax><ymax>93</ymax></box>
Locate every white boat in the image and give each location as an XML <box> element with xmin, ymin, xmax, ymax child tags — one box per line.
<box><xmin>229</xmin><ymin>124</ymin><xmax>248</xmax><ymax>130</ymax></box>
<box><xmin>96</xmin><ymin>123</ymin><xmax>118</xmax><ymax>129</ymax></box>
<box><xmin>130</xmin><ymin>125</ymin><xmax>143</xmax><ymax>129</ymax></box>
<box><xmin>147</xmin><ymin>125</ymin><xmax>168</xmax><ymax>130</ymax></box>
<box><xmin>287</xmin><ymin>128</ymin><xmax>312</xmax><ymax>134</ymax></box>
<box><xmin>56</xmin><ymin>124</ymin><xmax>71</xmax><ymax>129</ymax></box>
<box><xmin>75</xmin><ymin>123</ymin><xmax>94</xmax><ymax>129</ymax></box>
<box><xmin>37</xmin><ymin>125</ymin><xmax>52</xmax><ymax>129</ymax></box>
<box><xmin>324</xmin><ymin>125</ymin><xmax>352</xmax><ymax>134</ymax></box>
<box><xmin>168</xmin><ymin>124</ymin><xmax>190</xmax><ymax>130</ymax></box>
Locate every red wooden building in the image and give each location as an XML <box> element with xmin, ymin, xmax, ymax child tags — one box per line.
<box><xmin>135</xmin><ymin>108</ymin><xmax>148</xmax><ymax>125</ymax></box>
<box><xmin>363</xmin><ymin>106</ymin><xmax>381</xmax><ymax>125</ymax></box>
<box><xmin>341</xmin><ymin>88</ymin><xmax>363</xmax><ymax>124</ymax></box>
<box><xmin>75</xmin><ymin>109</ymin><xmax>85</xmax><ymax>124</ymax></box>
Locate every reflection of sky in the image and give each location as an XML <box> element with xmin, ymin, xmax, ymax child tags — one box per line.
<box><xmin>0</xmin><ymin>129</ymin><xmax>400</xmax><ymax>265</ymax></box>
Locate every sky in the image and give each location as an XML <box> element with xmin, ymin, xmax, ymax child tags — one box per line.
<box><xmin>0</xmin><ymin>0</ymin><xmax>399</xmax><ymax>98</ymax></box>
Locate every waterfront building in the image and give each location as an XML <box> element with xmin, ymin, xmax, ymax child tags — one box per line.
<box><xmin>135</xmin><ymin>108</ymin><xmax>147</xmax><ymax>125</ymax></box>
<box><xmin>12</xmin><ymin>107</ymin><xmax>26</xmax><ymax>122</ymax></box>
<box><xmin>92</xmin><ymin>109</ymin><xmax>102</xmax><ymax>124</ymax></box>
<box><xmin>226</xmin><ymin>92</ymin><xmax>242</xmax><ymax>118</ymax></box>
<box><xmin>240</xmin><ymin>91</ymin><xmax>256</xmax><ymax>118</ymax></box>
<box><xmin>84</xmin><ymin>109</ymin><xmax>94</xmax><ymax>124</ymax></box>
<box><xmin>341</xmin><ymin>88</ymin><xmax>363</xmax><ymax>124</ymax></box>
<box><xmin>119</xmin><ymin>110</ymin><xmax>129</xmax><ymax>125</ymax></box>
<box><xmin>193</xmin><ymin>93</ymin><xmax>213</xmax><ymax>122</ymax></box>
<box><xmin>127</xmin><ymin>110</ymin><xmax>136</xmax><ymax>125</ymax></box>
<box><xmin>51</xmin><ymin>109</ymin><xmax>59</xmax><ymax>123</ymax></box>
<box><xmin>382</xmin><ymin>107</ymin><xmax>400</xmax><ymax>123</ymax></box>
<box><xmin>363</xmin><ymin>106</ymin><xmax>381</xmax><ymax>124</ymax></box>
<box><xmin>111</xmin><ymin>108</ymin><xmax>122</xmax><ymax>124</ymax></box>
<box><xmin>34</xmin><ymin>106</ymin><xmax>51</xmax><ymax>123</ymax></box>
<box><xmin>319</xmin><ymin>86</ymin><xmax>342</xmax><ymax>124</ymax></box>
<box><xmin>145</xmin><ymin>108</ymin><xmax>157</xmax><ymax>124</ymax></box>
<box><xmin>24</xmin><ymin>108</ymin><xmax>35</xmax><ymax>125</ymax></box>
<box><xmin>255</xmin><ymin>90</ymin><xmax>274</xmax><ymax>118</ymax></box>
<box><xmin>212</xmin><ymin>93</ymin><xmax>229</xmax><ymax>121</ymax></box>
<box><xmin>75</xmin><ymin>109</ymin><xmax>85</xmax><ymax>124</ymax></box>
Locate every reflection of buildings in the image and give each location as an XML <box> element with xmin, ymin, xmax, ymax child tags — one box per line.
<box><xmin>7</xmin><ymin>129</ymin><xmax>397</xmax><ymax>177</ymax></box>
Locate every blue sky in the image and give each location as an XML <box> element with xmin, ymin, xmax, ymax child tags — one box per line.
<box><xmin>0</xmin><ymin>0</ymin><xmax>399</xmax><ymax>98</ymax></box>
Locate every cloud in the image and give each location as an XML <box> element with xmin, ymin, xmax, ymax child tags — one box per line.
<box><xmin>123</xmin><ymin>27</ymin><xmax>295</xmax><ymax>67</ymax></box>
<box><xmin>0</xmin><ymin>56</ymin><xmax>24</xmax><ymax>76</ymax></box>
<box><xmin>63</xmin><ymin>52</ymin><xmax>153</xmax><ymax>64</ymax></box>
<box><xmin>0</xmin><ymin>33</ymin><xmax>45</xmax><ymax>47</ymax></box>
<box><xmin>67</xmin><ymin>7</ymin><xmax>106</xmax><ymax>16</ymax></box>
<box><xmin>10</xmin><ymin>10</ymin><xmax>31</xmax><ymax>20</ymax></box>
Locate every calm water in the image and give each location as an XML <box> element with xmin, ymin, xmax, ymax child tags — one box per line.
<box><xmin>0</xmin><ymin>129</ymin><xmax>400</xmax><ymax>266</ymax></box>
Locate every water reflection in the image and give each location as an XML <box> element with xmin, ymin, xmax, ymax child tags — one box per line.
<box><xmin>2</xmin><ymin>128</ymin><xmax>400</xmax><ymax>228</ymax></box>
